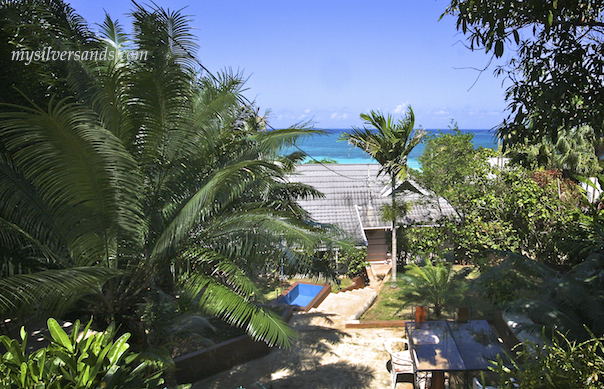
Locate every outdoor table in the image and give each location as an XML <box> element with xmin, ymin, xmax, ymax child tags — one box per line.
<box><xmin>405</xmin><ymin>320</ymin><xmax>507</xmax><ymax>388</ymax></box>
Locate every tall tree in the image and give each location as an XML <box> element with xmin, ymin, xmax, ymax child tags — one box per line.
<box><xmin>339</xmin><ymin>108</ymin><xmax>426</xmax><ymax>285</ymax></box>
<box><xmin>418</xmin><ymin>126</ymin><xmax>493</xmax><ymax>215</ymax></box>
<box><xmin>443</xmin><ymin>0</ymin><xmax>604</xmax><ymax>148</ymax></box>
<box><xmin>0</xmin><ymin>1</ymin><xmax>332</xmax><ymax>351</ymax></box>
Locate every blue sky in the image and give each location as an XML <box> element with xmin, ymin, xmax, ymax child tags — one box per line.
<box><xmin>68</xmin><ymin>0</ymin><xmax>511</xmax><ymax>130</ymax></box>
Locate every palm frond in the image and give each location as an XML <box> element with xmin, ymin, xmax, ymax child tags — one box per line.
<box><xmin>130</xmin><ymin>1</ymin><xmax>198</xmax><ymax>70</ymax></box>
<box><xmin>98</xmin><ymin>12</ymin><xmax>129</xmax><ymax>51</ymax></box>
<box><xmin>251</xmin><ymin>127</ymin><xmax>326</xmax><ymax>156</ymax></box>
<box><xmin>0</xmin><ymin>156</ymin><xmax>70</xmax><ymax>262</ymax></box>
<box><xmin>0</xmin><ymin>97</ymin><xmax>143</xmax><ymax>266</ymax></box>
<box><xmin>0</xmin><ymin>267</ymin><xmax>122</xmax><ymax>318</ymax></box>
<box><xmin>182</xmin><ymin>248</ymin><xmax>259</xmax><ymax>300</ymax></box>
<box><xmin>505</xmin><ymin>299</ymin><xmax>589</xmax><ymax>341</ymax></box>
<box><xmin>150</xmin><ymin>160</ymin><xmax>281</xmax><ymax>262</ymax></box>
<box><xmin>183</xmin><ymin>274</ymin><xmax>295</xmax><ymax>348</ymax></box>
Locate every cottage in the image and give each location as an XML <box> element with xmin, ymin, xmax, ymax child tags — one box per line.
<box><xmin>289</xmin><ymin>164</ymin><xmax>457</xmax><ymax>272</ymax></box>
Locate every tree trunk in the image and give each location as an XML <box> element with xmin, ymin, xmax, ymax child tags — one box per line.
<box><xmin>434</xmin><ymin>303</ymin><xmax>442</xmax><ymax>318</ymax></box>
<box><xmin>391</xmin><ymin>174</ymin><xmax>397</xmax><ymax>287</ymax></box>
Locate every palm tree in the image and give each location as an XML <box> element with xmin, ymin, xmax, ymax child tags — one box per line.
<box><xmin>506</xmin><ymin>125</ymin><xmax>602</xmax><ymax>176</ymax></box>
<box><xmin>0</xmin><ymin>1</ymin><xmax>332</xmax><ymax>350</ymax></box>
<box><xmin>340</xmin><ymin>108</ymin><xmax>426</xmax><ymax>285</ymax></box>
<box><xmin>399</xmin><ymin>261</ymin><xmax>468</xmax><ymax>318</ymax></box>
<box><xmin>0</xmin><ymin>0</ymin><xmax>100</xmax><ymax>108</ymax></box>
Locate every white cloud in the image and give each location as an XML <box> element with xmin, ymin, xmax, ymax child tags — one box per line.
<box><xmin>330</xmin><ymin>112</ymin><xmax>349</xmax><ymax>120</ymax></box>
<box><xmin>394</xmin><ymin>102</ymin><xmax>409</xmax><ymax>114</ymax></box>
<box><xmin>432</xmin><ymin>107</ymin><xmax>450</xmax><ymax>115</ymax></box>
<box><xmin>304</xmin><ymin>109</ymin><xmax>311</xmax><ymax>114</ymax></box>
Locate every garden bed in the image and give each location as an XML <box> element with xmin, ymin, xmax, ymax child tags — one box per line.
<box><xmin>168</xmin><ymin>316</ymin><xmax>249</xmax><ymax>358</ymax></box>
<box><xmin>360</xmin><ymin>266</ymin><xmax>491</xmax><ymax>322</ymax></box>
<box><xmin>174</xmin><ymin>305</ymin><xmax>294</xmax><ymax>384</ymax></box>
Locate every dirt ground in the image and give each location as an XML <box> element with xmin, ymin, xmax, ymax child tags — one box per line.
<box><xmin>191</xmin><ymin>318</ymin><xmax>413</xmax><ymax>389</ymax></box>
<box><xmin>192</xmin><ymin>269</ymin><xmax>415</xmax><ymax>389</ymax></box>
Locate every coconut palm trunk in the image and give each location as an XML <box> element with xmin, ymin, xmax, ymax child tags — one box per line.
<box><xmin>391</xmin><ymin>174</ymin><xmax>398</xmax><ymax>283</ymax></box>
<box><xmin>339</xmin><ymin>107</ymin><xmax>426</xmax><ymax>288</ymax></box>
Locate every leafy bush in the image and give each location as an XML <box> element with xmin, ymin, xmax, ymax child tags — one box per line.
<box><xmin>399</xmin><ymin>261</ymin><xmax>469</xmax><ymax>318</ymax></box>
<box><xmin>340</xmin><ymin>248</ymin><xmax>368</xmax><ymax>279</ymax></box>
<box><xmin>492</xmin><ymin>329</ymin><xmax>604</xmax><ymax>389</ymax></box>
<box><xmin>0</xmin><ymin>318</ymin><xmax>179</xmax><ymax>389</ymax></box>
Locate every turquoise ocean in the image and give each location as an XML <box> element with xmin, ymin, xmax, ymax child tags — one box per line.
<box><xmin>290</xmin><ymin>129</ymin><xmax>499</xmax><ymax>170</ymax></box>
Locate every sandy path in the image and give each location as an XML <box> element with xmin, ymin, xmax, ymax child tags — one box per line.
<box><xmin>192</xmin><ymin>275</ymin><xmax>415</xmax><ymax>389</ymax></box>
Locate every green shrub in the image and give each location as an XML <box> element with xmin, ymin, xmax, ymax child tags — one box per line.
<box><xmin>492</xmin><ymin>329</ymin><xmax>604</xmax><ymax>388</ymax></box>
<box><xmin>399</xmin><ymin>261</ymin><xmax>469</xmax><ymax>318</ymax></box>
<box><xmin>0</xmin><ymin>318</ymin><xmax>180</xmax><ymax>389</ymax></box>
<box><xmin>340</xmin><ymin>248</ymin><xmax>368</xmax><ymax>279</ymax></box>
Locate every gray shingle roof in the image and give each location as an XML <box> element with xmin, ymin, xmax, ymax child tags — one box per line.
<box><xmin>288</xmin><ymin>164</ymin><xmax>458</xmax><ymax>244</ymax></box>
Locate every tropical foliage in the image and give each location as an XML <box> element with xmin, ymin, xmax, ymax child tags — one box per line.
<box><xmin>492</xmin><ymin>330</ymin><xmax>604</xmax><ymax>389</ymax></box>
<box><xmin>444</xmin><ymin>0</ymin><xmax>604</xmax><ymax>147</ymax></box>
<box><xmin>0</xmin><ymin>318</ymin><xmax>172</xmax><ymax>389</ymax></box>
<box><xmin>339</xmin><ymin>108</ymin><xmax>426</xmax><ymax>284</ymax></box>
<box><xmin>398</xmin><ymin>261</ymin><xmax>469</xmax><ymax>318</ymax></box>
<box><xmin>417</xmin><ymin>125</ymin><xmax>495</xmax><ymax>215</ymax></box>
<box><xmin>506</xmin><ymin>125</ymin><xmax>603</xmax><ymax>177</ymax></box>
<box><xmin>416</xmin><ymin>130</ymin><xmax>585</xmax><ymax>266</ymax></box>
<box><xmin>339</xmin><ymin>247</ymin><xmax>368</xmax><ymax>280</ymax></box>
<box><xmin>0</xmin><ymin>0</ymin><xmax>334</xmax><ymax>353</ymax></box>
<box><xmin>476</xmin><ymin>252</ymin><xmax>604</xmax><ymax>341</ymax></box>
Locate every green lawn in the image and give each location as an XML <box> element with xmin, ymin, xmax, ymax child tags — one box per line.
<box><xmin>362</xmin><ymin>265</ymin><xmax>492</xmax><ymax>321</ymax></box>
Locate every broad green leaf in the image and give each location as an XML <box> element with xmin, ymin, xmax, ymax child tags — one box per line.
<box><xmin>76</xmin><ymin>365</ymin><xmax>91</xmax><ymax>386</ymax></box>
<box><xmin>70</xmin><ymin>319</ymin><xmax>80</xmax><ymax>345</ymax></box>
<box><xmin>103</xmin><ymin>323</ymin><xmax>116</xmax><ymax>346</ymax></box>
<box><xmin>3</xmin><ymin>338</ymin><xmax>25</xmax><ymax>365</ymax></box>
<box><xmin>48</xmin><ymin>318</ymin><xmax>73</xmax><ymax>353</ymax></box>
<box><xmin>20</xmin><ymin>362</ymin><xmax>27</xmax><ymax>387</ymax></box>
<box><xmin>35</xmin><ymin>349</ymin><xmax>45</xmax><ymax>379</ymax></box>
<box><xmin>88</xmin><ymin>343</ymin><xmax>111</xmax><ymax>381</ymax></box>
<box><xmin>106</xmin><ymin>333</ymin><xmax>131</xmax><ymax>365</ymax></box>
<box><xmin>91</xmin><ymin>333</ymin><xmax>103</xmax><ymax>355</ymax></box>
<box><xmin>128</xmin><ymin>361</ymin><xmax>149</xmax><ymax>377</ymax></box>
<box><xmin>20</xmin><ymin>328</ymin><xmax>27</xmax><ymax>355</ymax></box>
